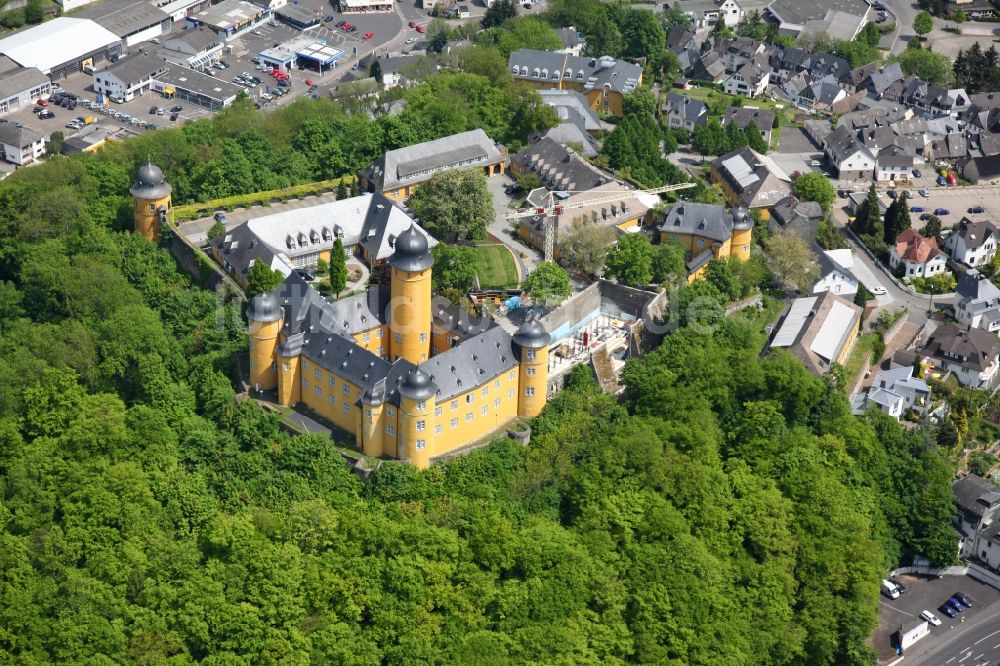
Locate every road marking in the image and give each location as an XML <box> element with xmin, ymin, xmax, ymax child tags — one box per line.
<box><xmin>994</xmin><ymin>643</ymin><xmax>1000</xmax><ymax>649</ymax></box>
<box><xmin>974</xmin><ymin>629</ymin><xmax>1000</xmax><ymax>645</ymax></box>
<box><xmin>946</xmin><ymin>659</ymin><xmax>955</xmax><ymax>664</ymax></box>
<box><xmin>959</xmin><ymin>652</ymin><xmax>972</xmax><ymax>662</ymax></box>
<box><xmin>975</xmin><ymin>654</ymin><xmax>984</xmax><ymax>661</ymax></box>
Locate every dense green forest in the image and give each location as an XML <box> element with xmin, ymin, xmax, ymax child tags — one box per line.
<box><xmin>0</xmin><ymin>15</ymin><xmax>962</xmax><ymax>661</ymax></box>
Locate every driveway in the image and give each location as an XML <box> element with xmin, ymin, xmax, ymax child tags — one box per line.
<box><xmin>486</xmin><ymin>173</ymin><xmax>542</xmax><ymax>279</ymax></box>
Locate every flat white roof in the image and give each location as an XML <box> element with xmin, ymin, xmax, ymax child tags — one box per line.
<box><xmin>0</xmin><ymin>17</ymin><xmax>120</xmax><ymax>73</ymax></box>
<box><xmin>771</xmin><ymin>297</ymin><xmax>817</xmax><ymax>348</ymax></box>
<box><xmin>297</xmin><ymin>42</ymin><xmax>345</xmax><ymax>62</ymax></box>
<box><xmin>810</xmin><ymin>300</ymin><xmax>856</xmax><ymax>361</ymax></box>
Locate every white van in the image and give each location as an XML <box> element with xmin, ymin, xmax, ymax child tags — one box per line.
<box><xmin>882</xmin><ymin>579</ymin><xmax>901</xmax><ymax>600</ymax></box>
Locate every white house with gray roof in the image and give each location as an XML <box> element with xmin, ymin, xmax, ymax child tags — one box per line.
<box><xmin>92</xmin><ymin>52</ymin><xmax>167</xmax><ymax>102</ymax></box>
<box><xmin>358</xmin><ymin>128</ymin><xmax>506</xmax><ymax>201</ymax></box>
<box><xmin>956</xmin><ymin>270</ymin><xmax>1000</xmax><ymax>333</ymax></box>
<box><xmin>945</xmin><ymin>218</ymin><xmax>998</xmax><ymax>268</ymax></box>
<box><xmin>0</xmin><ymin>119</ymin><xmax>44</xmax><ymax>166</ymax></box>
<box><xmin>663</xmin><ymin>93</ymin><xmax>708</xmax><ymax>131</ymax></box>
<box><xmin>855</xmin><ymin>366</ymin><xmax>930</xmax><ymax>420</ymax></box>
<box><xmin>823</xmin><ymin>125</ymin><xmax>876</xmax><ymax>180</ymax></box>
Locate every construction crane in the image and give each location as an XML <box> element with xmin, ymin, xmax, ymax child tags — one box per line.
<box><xmin>505</xmin><ymin>182</ymin><xmax>698</xmax><ymax>262</ymax></box>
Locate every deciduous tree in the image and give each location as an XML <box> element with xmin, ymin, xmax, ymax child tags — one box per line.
<box><xmin>765</xmin><ymin>232</ymin><xmax>818</xmax><ymax>292</ymax></box>
<box><xmin>605</xmin><ymin>233</ymin><xmax>655</xmax><ymax>285</ymax></box>
<box><xmin>522</xmin><ymin>261</ymin><xmax>571</xmax><ymax>306</ymax></box>
<box><xmin>407</xmin><ymin>168</ymin><xmax>494</xmax><ymax>241</ymax></box>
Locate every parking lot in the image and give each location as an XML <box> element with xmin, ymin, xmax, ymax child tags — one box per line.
<box><xmin>874</xmin><ymin>573</ymin><xmax>1000</xmax><ymax>663</ymax></box>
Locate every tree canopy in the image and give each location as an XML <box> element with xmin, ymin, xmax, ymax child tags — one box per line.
<box><xmin>792</xmin><ymin>173</ymin><xmax>836</xmax><ymax>212</ymax></box>
<box><xmin>407</xmin><ymin>168</ymin><xmax>494</xmax><ymax>241</ymax></box>
<box><xmin>522</xmin><ymin>261</ymin><xmax>572</xmax><ymax>306</ymax></box>
<box><xmin>604</xmin><ymin>233</ymin><xmax>655</xmax><ymax>286</ymax></box>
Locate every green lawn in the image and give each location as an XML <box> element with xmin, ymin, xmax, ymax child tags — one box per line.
<box><xmin>845</xmin><ymin>333</ymin><xmax>881</xmax><ymax>387</ymax></box>
<box><xmin>473</xmin><ymin>243</ymin><xmax>519</xmax><ymax>289</ymax></box>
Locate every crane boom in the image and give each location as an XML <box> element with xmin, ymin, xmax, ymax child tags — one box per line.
<box><xmin>505</xmin><ymin>181</ymin><xmax>698</xmax><ymax>262</ymax></box>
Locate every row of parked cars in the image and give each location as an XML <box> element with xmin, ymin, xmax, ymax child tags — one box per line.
<box><xmin>882</xmin><ymin>579</ymin><xmax>977</xmax><ymax>626</ymax></box>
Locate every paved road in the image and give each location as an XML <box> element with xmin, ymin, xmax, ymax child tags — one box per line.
<box><xmin>486</xmin><ymin>173</ymin><xmax>541</xmax><ymax>279</ymax></box>
<box><xmin>905</xmin><ymin>616</ymin><xmax>1000</xmax><ymax>666</ymax></box>
<box><xmin>882</xmin><ymin>0</ymin><xmax>918</xmax><ymax>54</ymax></box>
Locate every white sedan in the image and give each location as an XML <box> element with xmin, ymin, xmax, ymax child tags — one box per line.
<box><xmin>919</xmin><ymin>610</ymin><xmax>942</xmax><ymax>627</ymax></box>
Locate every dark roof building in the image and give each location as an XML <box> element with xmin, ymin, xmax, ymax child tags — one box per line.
<box><xmin>77</xmin><ymin>0</ymin><xmax>172</xmax><ymax>47</ymax></box>
<box><xmin>511</xmin><ymin>136</ymin><xmax>610</xmax><ymax>192</ymax></box>
<box><xmin>922</xmin><ymin>323</ymin><xmax>1000</xmax><ymax>388</ymax></box>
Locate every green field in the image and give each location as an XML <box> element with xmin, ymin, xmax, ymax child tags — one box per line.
<box><xmin>845</xmin><ymin>333</ymin><xmax>881</xmax><ymax>387</ymax></box>
<box><xmin>473</xmin><ymin>243</ymin><xmax>519</xmax><ymax>289</ymax></box>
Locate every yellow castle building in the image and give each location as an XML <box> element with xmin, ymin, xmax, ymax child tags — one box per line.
<box><xmin>248</xmin><ymin>225</ymin><xmax>551</xmax><ymax>469</ymax></box>
<box><xmin>656</xmin><ymin>202</ymin><xmax>754</xmax><ymax>282</ymax></box>
<box><xmin>130</xmin><ymin>161</ymin><xmax>172</xmax><ymax>242</ymax></box>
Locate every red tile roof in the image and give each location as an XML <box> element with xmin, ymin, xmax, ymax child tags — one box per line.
<box><xmin>895</xmin><ymin>228</ymin><xmax>943</xmax><ymax>264</ymax></box>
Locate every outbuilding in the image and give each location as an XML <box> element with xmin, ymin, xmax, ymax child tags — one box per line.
<box><xmin>0</xmin><ymin>56</ymin><xmax>51</xmax><ymax>118</ymax></box>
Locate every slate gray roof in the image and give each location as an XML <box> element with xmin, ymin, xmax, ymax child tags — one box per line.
<box><xmin>767</xmin><ymin>0</ymin><xmax>869</xmax><ymax>26</ymax></box>
<box><xmin>825</xmin><ymin>125</ymin><xmax>871</xmax><ymax>163</ymax></box>
<box><xmin>658</xmin><ymin>202</ymin><xmax>739</xmax><ymax>243</ymax></box>
<box><xmin>924</xmin><ymin>323</ymin><xmax>1000</xmax><ymax>373</ymax></box>
<box><xmin>512</xmin><ymin>136</ymin><xmax>610</xmax><ymax>191</ymax></box>
<box><xmin>957</xmin><ymin>269</ymin><xmax>1000</xmax><ymax>315</ymax></box>
<box><xmin>953</xmin><ymin>473</ymin><xmax>1000</xmax><ymax>518</ymax></box>
<box><xmin>359</xmin><ymin>128</ymin><xmax>504</xmax><ymax>193</ymax></box>
<box><xmin>0</xmin><ymin>120</ymin><xmax>41</xmax><ymax>148</ymax></box>
<box><xmin>773</xmin><ymin>195</ymin><xmax>822</xmax><ymax>226</ymax></box>
<box><xmin>507</xmin><ymin>49</ymin><xmax>641</xmax><ymax>95</ymax></box>
<box><xmin>543</xmin><ymin>122</ymin><xmax>598</xmax><ymax>157</ymax></box>
<box><xmin>665</xmin><ymin>92</ymin><xmax>708</xmax><ymax>125</ymax></box>
<box><xmin>538</xmin><ymin>89</ymin><xmax>601</xmax><ymax>132</ymax></box>
<box><xmin>265</xmin><ymin>270</ymin><xmax>521</xmax><ymax>406</ymax></box>
<box><xmin>712</xmin><ymin>146</ymin><xmax>792</xmax><ymax>208</ymax></box>
<box><xmin>96</xmin><ymin>51</ymin><xmax>166</xmax><ymax>86</ymax></box>
<box><xmin>953</xmin><ymin>217</ymin><xmax>997</xmax><ymax>251</ymax></box>
<box><xmin>961</xmin><ymin>154</ymin><xmax>1000</xmax><ymax>183</ymax></box>
<box><xmin>163</xmin><ymin>27</ymin><xmax>222</xmax><ymax>54</ymax></box>
<box><xmin>0</xmin><ymin>56</ymin><xmax>48</xmax><ymax>100</ymax></box>
<box><xmin>722</xmin><ymin>106</ymin><xmax>773</xmax><ymax>134</ymax></box>
<box><xmin>77</xmin><ymin>0</ymin><xmax>170</xmax><ymax>38</ymax></box>
<box><xmin>554</xmin><ymin>27</ymin><xmax>581</xmax><ymax>49</ymax></box>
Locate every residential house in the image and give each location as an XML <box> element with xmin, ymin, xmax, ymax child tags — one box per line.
<box><xmin>771</xmin><ymin>195</ymin><xmax>823</xmax><ymax>243</ymax></box>
<box><xmin>711</xmin><ymin>146</ymin><xmax>793</xmax><ymax>210</ymax></box>
<box><xmin>554</xmin><ymin>27</ymin><xmax>584</xmax><ymax>55</ymax></box>
<box><xmin>875</xmin><ymin>153</ymin><xmax>916</xmax><ymax>182</ymax></box>
<box><xmin>861</xmin><ymin>63</ymin><xmax>905</xmax><ymax>99</ymax></box>
<box><xmin>921</xmin><ymin>323</ymin><xmax>1000</xmax><ymax>388</ymax></box>
<box><xmin>813</xmin><ymin>248</ymin><xmax>859</xmax><ymax>298</ymax></box>
<box><xmin>507</xmin><ymin>50</ymin><xmax>642</xmax><ymax>116</ymax></box>
<box><xmin>768</xmin><ymin>291</ymin><xmax>862</xmax><ymax>376</ymax></box>
<box><xmin>889</xmin><ymin>228</ymin><xmax>947</xmax><ymax>278</ymax></box>
<box><xmin>510</xmin><ymin>137</ymin><xmax>609</xmax><ymax>192</ymax></box>
<box><xmin>663</xmin><ymin>93</ymin><xmax>708</xmax><ymax>131</ymax></box>
<box><xmin>723</xmin><ymin>53</ymin><xmax>769</xmax><ymax>98</ymax></box>
<box><xmin>823</xmin><ymin>125</ymin><xmax>876</xmax><ymax>180</ymax></box>
<box><xmin>856</xmin><ymin>366</ymin><xmax>930</xmax><ymax>420</ymax></box>
<box><xmin>944</xmin><ymin>217</ymin><xmax>998</xmax><ymax>268</ymax></box>
<box><xmin>721</xmin><ymin>106</ymin><xmax>774</xmax><ymax>145</ymax></box>
<box><xmin>954</xmin><ymin>474</ymin><xmax>1000</xmax><ymax>568</ymax></box>
<box><xmin>846</xmin><ymin>190</ymin><xmax>888</xmax><ymax>216</ymax></box>
<box><xmin>657</xmin><ymin>203</ymin><xmax>754</xmax><ymax>281</ymax></box>
<box><xmin>358</xmin><ymin>129</ymin><xmax>507</xmax><ymax>201</ymax></box>
<box><xmin>955</xmin><ymin>269</ymin><xmax>1000</xmax><ymax>333</ymax></box>
<box><xmin>683</xmin><ymin>0</ymin><xmax>744</xmax><ymax>28</ymax></box>
<box><xmin>960</xmin><ymin>154</ymin><xmax>1000</xmax><ymax>184</ymax></box>
<box><xmin>0</xmin><ymin>120</ymin><xmax>45</xmax><ymax>166</ymax></box>
<box><xmin>687</xmin><ymin>50</ymin><xmax>727</xmax><ymax>84</ymax></box>
<box><xmin>944</xmin><ymin>0</ymin><xmax>996</xmax><ymax>19</ymax></box>
<box><xmin>517</xmin><ymin>182</ymin><xmax>658</xmax><ymax>259</ymax></box>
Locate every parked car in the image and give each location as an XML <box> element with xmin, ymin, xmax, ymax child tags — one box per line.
<box><xmin>872</xmin><ymin>286</ymin><xmax>887</xmax><ymax>296</ymax></box>
<box><xmin>37</xmin><ymin>110</ymin><xmax>54</xmax><ymax>119</ymax></box>
<box><xmin>955</xmin><ymin>592</ymin><xmax>974</xmax><ymax>607</ymax></box>
<box><xmin>408</xmin><ymin>20</ymin><xmax>417</xmax><ymax>27</ymax></box>
<box><xmin>295</xmin><ymin>269</ymin><xmax>315</xmax><ymax>282</ymax></box>
<box><xmin>170</xmin><ymin>113</ymin><xmax>178</xmax><ymax>122</ymax></box>
<box><xmin>36</xmin><ymin>98</ymin><xmax>47</xmax><ymax>107</ymax></box>
<box><xmin>919</xmin><ymin>610</ymin><xmax>942</xmax><ymax>627</ymax></box>
<box><xmin>324</xmin><ymin>15</ymin><xmax>334</xmax><ymax>21</ymax></box>
<box><xmin>170</xmin><ymin>105</ymin><xmax>183</xmax><ymax>112</ymax></box>
<box><xmin>950</xmin><ymin>594</ymin><xmax>969</xmax><ymax>609</ymax></box>
<box><xmin>919</xmin><ymin>188</ymin><xmax>929</xmax><ymax>197</ymax></box>
<box><xmin>913</xmin><ymin>169</ymin><xmax>922</xmax><ymax>178</ymax></box>
<box><xmin>968</xmin><ymin>206</ymin><xmax>985</xmax><ymax>214</ymax></box>
<box><xmin>213</xmin><ymin>211</ymin><xmax>227</xmax><ymax>223</ymax></box>
<box><xmin>337</xmin><ymin>20</ymin><xmax>347</xmax><ymax>27</ymax></box>
<box><xmin>341</xmin><ymin>22</ymin><xmax>352</xmax><ymax>30</ymax></box>
<box><xmin>362</xmin><ymin>31</ymin><xmax>374</xmax><ymax>40</ymax></box>
<box><xmin>934</xmin><ymin>208</ymin><xmax>950</xmax><ymax>216</ymax></box>
<box><xmin>939</xmin><ymin>603</ymin><xmax>957</xmax><ymax>619</ymax></box>
<box><xmin>149</xmin><ymin>106</ymin><xmax>158</xmax><ymax>114</ymax></box>
<box><xmin>405</xmin><ymin>37</ymin><xmax>417</xmax><ymax>44</ymax></box>
<box><xmin>910</xmin><ymin>206</ymin><xmax>924</xmax><ymax>212</ymax></box>
<box><xmin>887</xmin><ymin>189</ymin><xmax>897</xmax><ymax>199</ymax></box>
<box><xmin>415</xmin><ymin>23</ymin><xmax>425</xmax><ymax>32</ymax></box>
<box><xmin>505</xmin><ymin>184</ymin><xmax>523</xmax><ymax>196</ymax></box>
<box><xmin>919</xmin><ymin>212</ymin><xmax>932</xmax><ymax>221</ymax></box>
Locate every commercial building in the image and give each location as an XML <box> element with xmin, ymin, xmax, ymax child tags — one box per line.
<box><xmin>657</xmin><ymin>202</ymin><xmax>754</xmax><ymax>281</ymax></box>
<box><xmin>337</xmin><ymin>0</ymin><xmax>393</xmax><ymax>11</ymax></box>
<box><xmin>159</xmin><ymin>27</ymin><xmax>224</xmax><ymax>70</ymax></box>
<box><xmin>508</xmin><ymin>50</ymin><xmax>642</xmax><ymax>116</ymax></box>
<box><xmin>766</xmin><ymin>0</ymin><xmax>870</xmax><ymax>40</ymax></box>
<box><xmin>0</xmin><ymin>56</ymin><xmax>50</xmax><ymax>118</ymax></box>
<box><xmin>274</xmin><ymin>4</ymin><xmax>321</xmax><ymax>29</ymax></box>
<box><xmin>62</xmin><ymin>123</ymin><xmax>118</xmax><ymax>153</ymax></box>
<box><xmin>0</xmin><ymin>17</ymin><xmax>122</xmax><ymax>79</ymax></box>
<box><xmin>151</xmin><ymin>63</ymin><xmax>243</xmax><ymax>110</ymax></box>
<box><xmin>358</xmin><ymin>129</ymin><xmax>507</xmax><ymax>201</ymax></box>
<box><xmin>295</xmin><ymin>42</ymin><xmax>346</xmax><ymax>74</ymax></box>
<box><xmin>186</xmin><ymin>0</ymin><xmax>270</xmax><ymax>41</ymax></box>
<box><xmin>153</xmin><ymin>0</ymin><xmax>214</xmax><ymax>23</ymax></box>
<box><xmin>0</xmin><ymin>120</ymin><xmax>45</xmax><ymax>165</ymax></box>
<box><xmin>76</xmin><ymin>0</ymin><xmax>173</xmax><ymax>48</ymax></box>
<box><xmin>257</xmin><ymin>36</ymin><xmax>344</xmax><ymax>73</ymax></box>
<box><xmin>769</xmin><ymin>292</ymin><xmax>862</xmax><ymax>376</ymax></box>
<box><xmin>92</xmin><ymin>52</ymin><xmax>168</xmax><ymax>102</ymax></box>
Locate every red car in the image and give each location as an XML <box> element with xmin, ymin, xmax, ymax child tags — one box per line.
<box><xmin>362</xmin><ymin>31</ymin><xmax>374</xmax><ymax>40</ymax></box>
<box><xmin>36</xmin><ymin>98</ymin><xmax>47</xmax><ymax>107</ymax></box>
<box><xmin>341</xmin><ymin>22</ymin><xmax>352</xmax><ymax>30</ymax></box>
<box><xmin>415</xmin><ymin>23</ymin><xmax>425</xmax><ymax>33</ymax></box>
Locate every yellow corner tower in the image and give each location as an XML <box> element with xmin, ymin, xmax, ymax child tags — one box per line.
<box><xmin>130</xmin><ymin>161</ymin><xmax>172</xmax><ymax>242</ymax></box>
<box><xmin>247</xmin><ymin>291</ymin><xmax>283</xmax><ymax>392</ymax></box>
<box><xmin>388</xmin><ymin>224</ymin><xmax>433</xmax><ymax>364</ymax></box>
<box><xmin>513</xmin><ymin>316</ymin><xmax>551</xmax><ymax>418</ymax></box>
<box><xmin>398</xmin><ymin>368</ymin><xmax>437</xmax><ymax>470</ymax></box>
<box><xmin>730</xmin><ymin>207</ymin><xmax>753</xmax><ymax>262</ymax></box>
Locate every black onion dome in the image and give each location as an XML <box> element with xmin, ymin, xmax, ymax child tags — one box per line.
<box><xmin>130</xmin><ymin>161</ymin><xmax>172</xmax><ymax>200</ymax></box>
<box><xmin>388</xmin><ymin>224</ymin><xmax>433</xmax><ymax>272</ymax></box>
<box><xmin>732</xmin><ymin>207</ymin><xmax>753</xmax><ymax>230</ymax></box>
<box><xmin>398</xmin><ymin>368</ymin><xmax>436</xmax><ymax>401</ymax></box>
<box><xmin>248</xmin><ymin>291</ymin><xmax>282</xmax><ymax>323</ymax></box>
<box><xmin>512</xmin><ymin>316</ymin><xmax>550</xmax><ymax>349</ymax></box>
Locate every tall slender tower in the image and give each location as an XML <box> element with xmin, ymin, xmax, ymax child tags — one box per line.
<box><xmin>130</xmin><ymin>161</ymin><xmax>172</xmax><ymax>242</ymax></box>
<box><xmin>730</xmin><ymin>207</ymin><xmax>753</xmax><ymax>262</ymax></box>
<box><xmin>513</xmin><ymin>315</ymin><xmax>550</xmax><ymax>418</ymax></box>
<box><xmin>388</xmin><ymin>225</ymin><xmax>433</xmax><ymax>364</ymax></box>
<box><xmin>398</xmin><ymin>368</ymin><xmax>437</xmax><ymax>470</ymax></box>
<box><xmin>247</xmin><ymin>291</ymin><xmax>282</xmax><ymax>392</ymax></box>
